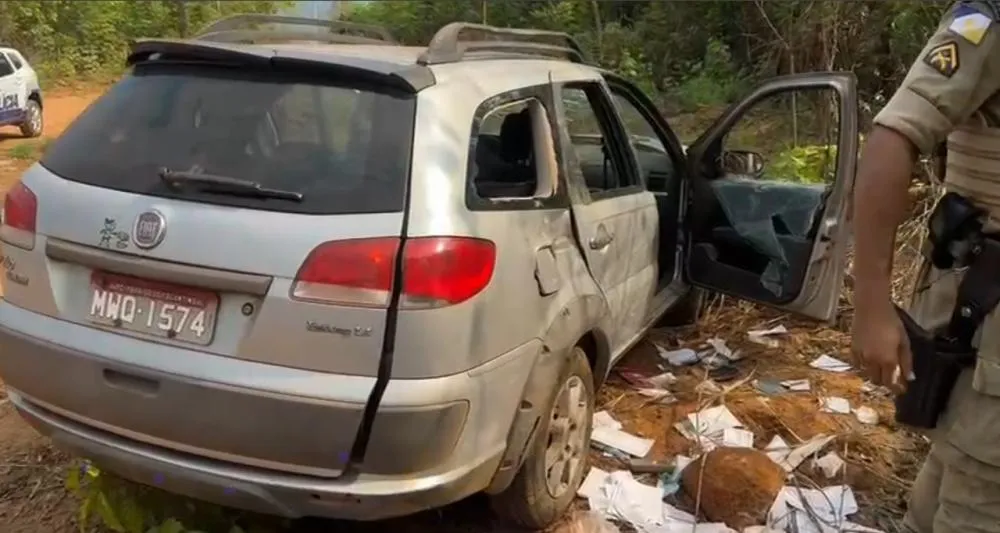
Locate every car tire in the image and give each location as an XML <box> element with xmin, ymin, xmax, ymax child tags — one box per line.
<box><xmin>491</xmin><ymin>345</ymin><xmax>595</xmax><ymax>529</ymax></box>
<box><xmin>657</xmin><ymin>287</ymin><xmax>706</xmax><ymax>327</ymax></box>
<box><xmin>19</xmin><ymin>100</ymin><xmax>42</xmax><ymax>138</ymax></box>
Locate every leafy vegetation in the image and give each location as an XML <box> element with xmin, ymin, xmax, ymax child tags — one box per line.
<box><xmin>0</xmin><ymin>0</ymin><xmax>955</xmax><ymax>106</ymax></box>
<box><xmin>770</xmin><ymin>145</ymin><xmax>839</xmax><ymax>184</ymax></box>
<box><xmin>343</xmin><ymin>0</ymin><xmax>951</xmax><ymax>116</ymax></box>
<box><xmin>0</xmin><ymin>1</ymin><xmax>289</xmax><ymax>83</ymax></box>
<box><xmin>66</xmin><ymin>461</ymin><xmax>276</xmax><ymax>533</ymax></box>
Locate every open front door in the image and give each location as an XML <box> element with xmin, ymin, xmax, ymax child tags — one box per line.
<box><xmin>682</xmin><ymin>73</ymin><xmax>858</xmax><ymax>322</ymax></box>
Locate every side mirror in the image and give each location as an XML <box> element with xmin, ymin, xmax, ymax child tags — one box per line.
<box><xmin>719</xmin><ymin>149</ymin><xmax>765</xmax><ymax>177</ymax></box>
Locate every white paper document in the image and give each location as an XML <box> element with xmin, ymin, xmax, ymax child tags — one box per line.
<box><xmin>809</xmin><ymin>355</ymin><xmax>851</xmax><ymax>372</ymax></box>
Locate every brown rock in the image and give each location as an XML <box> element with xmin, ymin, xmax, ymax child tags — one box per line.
<box><xmin>680</xmin><ymin>446</ymin><xmax>785</xmax><ymax>530</ymax></box>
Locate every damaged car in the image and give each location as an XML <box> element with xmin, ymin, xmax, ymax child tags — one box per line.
<box><xmin>0</xmin><ymin>15</ymin><xmax>857</xmax><ymax>529</ymax></box>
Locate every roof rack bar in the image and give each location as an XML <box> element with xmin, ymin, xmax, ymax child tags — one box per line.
<box><xmin>450</xmin><ymin>41</ymin><xmax>585</xmax><ymax>63</ymax></box>
<box><xmin>197</xmin><ymin>30</ymin><xmax>391</xmax><ymax>46</ymax></box>
<box><xmin>418</xmin><ymin>22</ymin><xmax>587</xmax><ymax>65</ymax></box>
<box><xmin>195</xmin><ymin>14</ymin><xmax>396</xmax><ymax>43</ymax></box>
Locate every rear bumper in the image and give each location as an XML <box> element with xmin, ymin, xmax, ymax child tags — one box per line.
<box><xmin>0</xmin><ymin>301</ymin><xmax>539</xmax><ymax>519</ymax></box>
<box><xmin>10</xmin><ymin>390</ymin><xmax>502</xmax><ymax>519</ymax></box>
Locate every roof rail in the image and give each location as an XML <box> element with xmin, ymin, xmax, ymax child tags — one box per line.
<box><xmin>417</xmin><ymin>22</ymin><xmax>587</xmax><ymax>65</ymax></box>
<box><xmin>194</xmin><ymin>14</ymin><xmax>396</xmax><ymax>45</ymax></box>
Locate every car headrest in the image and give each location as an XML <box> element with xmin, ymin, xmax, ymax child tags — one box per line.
<box><xmin>499</xmin><ymin>108</ymin><xmax>533</xmax><ymax>162</ymax></box>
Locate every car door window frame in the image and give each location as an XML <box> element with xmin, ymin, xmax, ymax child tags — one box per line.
<box><xmin>682</xmin><ymin>73</ymin><xmax>859</xmax><ymax>321</ymax></box>
<box><xmin>0</xmin><ymin>55</ymin><xmax>14</xmax><ymax>78</ymax></box>
<box><xmin>557</xmin><ymin>81</ymin><xmax>642</xmax><ymax>203</ymax></box>
<box><xmin>465</xmin><ymin>84</ymin><xmax>569</xmax><ymax>211</ymax></box>
<box><xmin>603</xmin><ymin>74</ymin><xmax>687</xmax><ymax>191</ymax></box>
<box><xmin>6</xmin><ymin>52</ymin><xmax>23</xmax><ymax>71</ymax></box>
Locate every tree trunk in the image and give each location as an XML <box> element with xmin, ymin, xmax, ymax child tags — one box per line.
<box><xmin>176</xmin><ymin>0</ymin><xmax>189</xmax><ymax>37</ymax></box>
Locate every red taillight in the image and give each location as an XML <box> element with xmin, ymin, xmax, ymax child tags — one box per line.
<box><xmin>292</xmin><ymin>238</ymin><xmax>400</xmax><ymax>308</ymax></box>
<box><xmin>291</xmin><ymin>237</ymin><xmax>496</xmax><ymax>309</ymax></box>
<box><xmin>1</xmin><ymin>181</ymin><xmax>37</xmax><ymax>250</ymax></box>
<box><xmin>400</xmin><ymin>237</ymin><xmax>496</xmax><ymax>308</ymax></box>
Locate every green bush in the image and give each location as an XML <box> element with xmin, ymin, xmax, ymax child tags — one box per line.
<box><xmin>668</xmin><ymin>39</ymin><xmax>747</xmax><ymax>113</ymax></box>
<box><xmin>769</xmin><ymin>144</ymin><xmax>838</xmax><ymax>184</ymax></box>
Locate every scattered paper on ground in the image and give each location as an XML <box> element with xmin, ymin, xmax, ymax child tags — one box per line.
<box><xmin>820</xmin><ymin>396</ymin><xmax>851</xmax><ymax>414</ymax></box>
<box><xmin>854</xmin><ymin>406</ymin><xmax>880</xmax><ymax>425</ymax></box>
<box><xmin>592</xmin><ymin>411</ymin><xmax>655</xmax><ymax>457</ymax></box>
<box><xmin>722</xmin><ymin>427</ymin><xmax>755</xmax><ymax>448</ymax></box>
<box><xmin>706</xmin><ymin>337</ymin><xmax>735</xmax><ymax>359</ymax></box>
<box><xmin>773</xmin><ymin>434</ymin><xmax>836</xmax><ymax>473</ymax></box>
<box><xmin>688</xmin><ymin>405</ymin><xmax>743</xmax><ymax>437</ymax></box>
<box><xmin>675</xmin><ymin>405</ymin><xmax>745</xmax><ymax>452</ymax></box>
<box><xmin>657</xmin><ymin>345</ymin><xmax>700</xmax><ymax>366</ymax></box>
<box><xmin>809</xmin><ymin>354</ymin><xmax>852</xmax><ymax>372</ymax></box>
<box><xmin>814</xmin><ymin>451</ymin><xmax>846</xmax><ymax>478</ymax></box>
<box><xmin>768</xmin><ymin>485</ymin><xmax>883</xmax><ymax>533</ymax></box>
<box><xmin>579</xmin><ymin>468</ymin><xmax>737</xmax><ymax>532</ymax></box>
<box><xmin>748</xmin><ymin>324</ymin><xmax>787</xmax><ymax>347</ymax></box>
<box><xmin>586</xmin><ymin>304</ymin><xmax>926</xmax><ymax>532</ymax></box>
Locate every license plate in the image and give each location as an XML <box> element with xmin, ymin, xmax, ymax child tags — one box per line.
<box><xmin>88</xmin><ymin>272</ymin><xmax>219</xmax><ymax>345</ymax></box>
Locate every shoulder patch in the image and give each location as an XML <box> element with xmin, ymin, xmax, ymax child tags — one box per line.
<box><xmin>949</xmin><ymin>9</ymin><xmax>993</xmax><ymax>44</ymax></box>
<box><xmin>953</xmin><ymin>0</ymin><xmax>1000</xmax><ymax>18</ymax></box>
<box><xmin>924</xmin><ymin>41</ymin><xmax>960</xmax><ymax>77</ymax></box>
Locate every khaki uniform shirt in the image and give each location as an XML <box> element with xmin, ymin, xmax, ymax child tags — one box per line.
<box><xmin>875</xmin><ymin>1</ymin><xmax>1000</xmax><ymax>157</ymax></box>
<box><xmin>877</xmin><ymin>1</ymin><xmax>1000</xmax><ymax>472</ymax></box>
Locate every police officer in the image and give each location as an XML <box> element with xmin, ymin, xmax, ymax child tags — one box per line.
<box><xmin>852</xmin><ymin>1</ymin><xmax>1000</xmax><ymax>531</ymax></box>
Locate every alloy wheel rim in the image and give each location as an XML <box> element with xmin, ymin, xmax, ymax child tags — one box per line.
<box><xmin>29</xmin><ymin>105</ymin><xmax>41</xmax><ymax>132</ymax></box>
<box><xmin>543</xmin><ymin>374</ymin><xmax>589</xmax><ymax>498</ymax></box>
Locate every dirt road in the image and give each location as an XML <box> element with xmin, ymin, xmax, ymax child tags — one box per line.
<box><xmin>0</xmin><ymin>86</ymin><xmax>99</xmax><ymax>192</ymax></box>
<box><xmin>0</xmin><ymin>87</ymin><xmax>919</xmax><ymax>533</ymax></box>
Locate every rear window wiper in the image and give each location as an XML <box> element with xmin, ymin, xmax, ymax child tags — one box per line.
<box><xmin>158</xmin><ymin>168</ymin><xmax>304</xmax><ymax>202</ymax></box>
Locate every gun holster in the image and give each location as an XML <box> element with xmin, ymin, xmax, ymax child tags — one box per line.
<box><xmin>894</xmin><ymin>305</ymin><xmax>976</xmax><ymax>429</ymax></box>
<box><xmin>927</xmin><ymin>192</ymin><xmax>985</xmax><ymax>269</ymax></box>
<box><xmin>894</xmin><ymin>193</ymin><xmax>1000</xmax><ymax>429</ymax></box>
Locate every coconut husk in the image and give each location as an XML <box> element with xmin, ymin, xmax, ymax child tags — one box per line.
<box><xmin>680</xmin><ymin>446</ymin><xmax>785</xmax><ymax>529</ymax></box>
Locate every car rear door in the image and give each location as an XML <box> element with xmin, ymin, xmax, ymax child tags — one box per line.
<box><xmin>680</xmin><ymin>72</ymin><xmax>859</xmax><ymax>322</ymax></box>
<box><xmin>603</xmin><ymin>73</ymin><xmax>687</xmax><ymax>294</ymax></box>
<box><xmin>553</xmin><ymin>79</ymin><xmax>651</xmax><ymax>350</ymax></box>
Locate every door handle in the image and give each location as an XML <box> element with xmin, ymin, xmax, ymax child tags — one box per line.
<box><xmin>589</xmin><ymin>226</ymin><xmax>614</xmax><ymax>250</ymax></box>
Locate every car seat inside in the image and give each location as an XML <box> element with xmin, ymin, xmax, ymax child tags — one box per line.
<box><xmin>473</xmin><ymin>108</ymin><xmax>538</xmax><ymax>199</ymax></box>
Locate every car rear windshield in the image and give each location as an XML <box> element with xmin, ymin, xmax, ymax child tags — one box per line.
<box><xmin>41</xmin><ymin>63</ymin><xmax>415</xmax><ymax>215</ymax></box>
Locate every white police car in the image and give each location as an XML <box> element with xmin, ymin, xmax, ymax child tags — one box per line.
<box><xmin>0</xmin><ymin>46</ymin><xmax>42</xmax><ymax>138</ymax></box>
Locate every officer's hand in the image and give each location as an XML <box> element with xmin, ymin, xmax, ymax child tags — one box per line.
<box><xmin>851</xmin><ymin>299</ymin><xmax>913</xmax><ymax>392</ymax></box>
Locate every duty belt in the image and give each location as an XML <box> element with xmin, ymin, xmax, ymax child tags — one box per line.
<box><xmin>895</xmin><ymin>192</ymin><xmax>1000</xmax><ymax>429</ymax></box>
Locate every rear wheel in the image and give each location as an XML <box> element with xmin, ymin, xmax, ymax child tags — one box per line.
<box><xmin>491</xmin><ymin>346</ymin><xmax>594</xmax><ymax>529</ymax></box>
<box><xmin>19</xmin><ymin>100</ymin><xmax>42</xmax><ymax>138</ymax></box>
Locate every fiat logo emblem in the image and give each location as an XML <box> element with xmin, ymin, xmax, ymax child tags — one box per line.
<box><xmin>132</xmin><ymin>210</ymin><xmax>166</xmax><ymax>249</ymax></box>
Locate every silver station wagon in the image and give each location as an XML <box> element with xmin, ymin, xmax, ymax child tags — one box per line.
<box><xmin>0</xmin><ymin>15</ymin><xmax>858</xmax><ymax>529</ymax></box>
